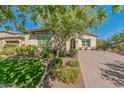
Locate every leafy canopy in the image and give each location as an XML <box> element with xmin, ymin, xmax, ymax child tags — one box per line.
<box><xmin>111</xmin><ymin>30</ymin><xmax>124</xmax><ymax>43</ymax></box>
<box><xmin>0</xmin><ymin>5</ymin><xmax>122</xmax><ymax>49</ymax></box>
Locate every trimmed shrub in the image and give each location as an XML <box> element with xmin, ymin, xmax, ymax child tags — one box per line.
<box><xmin>59</xmin><ymin>50</ymin><xmax>66</xmax><ymax>57</ymax></box>
<box><xmin>26</xmin><ymin>45</ymin><xmax>37</xmax><ymax>57</ymax></box>
<box><xmin>16</xmin><ymin>45</ymin><xmax>27</xmax><ymax>56</ymax></box>
<box><xmin>0</xmin><ymin>47</ymin><xmax>17</xmax><ymax>55</ymax></box>
<box><xmin>69</xmin><ymin>48</ymin><xmax>78</xmax><ymax>57</ymax></box>
<box><xmin>111</xmin><ymin>45</ymin><xmax>124</xmax><ymax>51</ymax></box>
<box><xmin>3</xmin><ymin>43</ymin><xmax>17</xmax><ymax>48</ymax></box>
<box><xmin>16</xmin><ymin>45</ymin><xmax>37</xmax><ymax>57</ymax></box>
<box><xmin>50</xmin><ymin>57</ymin><xmax>63</xmax><ymax>69</ymax></box>
<box><xmin>96</xmin><ymin>40</ymin><xmax>111</xmax><ymax>50</ymax></box>
<box><xmin>43</xmin><ymin>48</ymin><xmax>54</xmax><ymax>59</ymax></box>
<box><xmin>52</xmin><ymin>67</ymin><xmax>79</xmax><ymax>83</ymax></box>
<box><xmin>66</xmin><ymin>60</ymin><xmax>79</xmax><ymax>67</ymax></box>
<box><xmin>0</xmin><ymin>59</ymin><xmax>45</xmax><ymax>88</ymax></box>
<box><xmin>43</xmin><ymin>52</ymin><xmax>54</xmax><ymax>59</ymax></box>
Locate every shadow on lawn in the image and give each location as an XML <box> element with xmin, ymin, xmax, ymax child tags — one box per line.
<box><xmin>100</xmin><ymin>60</ymin><xmax>124</xmax><ymax>87</ymax></box>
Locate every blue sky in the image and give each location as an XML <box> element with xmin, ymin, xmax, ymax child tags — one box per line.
<box><xmin>92</xmin><ymin>6</ymin><xmax>124</xmax><ymax>39</ymax></box>
<box><xmin>0</xmin><ymin>6</ymin><xmax>124</xmax><ymax>39</ymax></box>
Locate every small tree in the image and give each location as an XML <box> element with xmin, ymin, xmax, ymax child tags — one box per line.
<box><xmin>111</xmin><ymin>30</ymin><xmax>124</xmax><ymax>43</ymax></box>
<box><xmin>28</xmin><ymin>5</ymin><xmax>122</xmax><ymax>50</ymax></box>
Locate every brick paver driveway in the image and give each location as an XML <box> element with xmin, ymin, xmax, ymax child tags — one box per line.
<box><xmin>78</xmin><ymin>50</ymin><xmax>124</xmax><ymax>88</ymax></box>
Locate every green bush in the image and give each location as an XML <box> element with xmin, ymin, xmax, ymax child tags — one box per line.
<box><xmin>3</xmin><ymin>43</ymin><xmax>17</xmax><ymax>48</ymax></box>
<box><xmin>58</xmin><ymin>50</ymin><xmax>66</xmax><ymax>57</ymax></box>
<box><xmin>26</xmin><ymin>45</ymin><xmax>37</xmax><ymax>57</ymax></box>
<box><xmin>51</xmin><ymin>57</ymin><xmax>63</xmax><ymax>69</ymax></box>
<box><xmin>43</xmin><ymin>52</ymin><xmax>54</xmax><ymax>59</ymax></box>
<box><xmin>0</xmin><ymin>47</ymin><xmax>17</xmax><ymax>55</ymax></box>
<box><xmin>16</xmin><ymin>45</ymin><xmax>37</xmax><ymax>57</ymax></box>
<box><xmin>52</xmin><ymin>67</ymin><xmax>79</xmax><ymax>83</ymax></box>
<box><xmin>66</xmin><ymin>60</ymin><xmax>79</xmax><ymax>67</ymax></box>
<box><xmin>111</xmin><ymin>45</ymin><xmax>124</xmax><ymax>52</ymax></box>
<box><xmin>0</xmin><ymin>59</ymin><xmax>45</xmax><ymax>88</ymax></box>
<box><xmin>96</xmin><ymin>40</ymin><xmax>111</xmax><ymax>50</ymax></box>
<box><xmin>43</xmin><ymin>48</ymin><xmax>54</xmax><ymax>59</ymax></box>
<box><xmin>69</xmin><ymin>48</ymin><xmax>78</xmax><ymax>57</ymax></box>
<box><xmin>16</xmin><ymin>45</ymin><xmax>27</xmax><ymax>55</ymax></box>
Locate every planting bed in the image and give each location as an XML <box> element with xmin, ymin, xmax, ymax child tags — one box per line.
<box><xmin>0</xmin><ymin>59</ymin><xmax>45</xmax><ymax>88</ymax></box>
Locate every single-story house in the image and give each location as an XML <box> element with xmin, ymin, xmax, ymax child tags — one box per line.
<box><xmin>0</xmin><ymin>31</ymin><xmax>24</xmax><ymax>49</ymax></box>
<box><xmin>24</xmin><ymin>29</ymin><xmax>97</xmax><ymax>51</ymax></box>
<box><xmin>0</xmin><ymin>29</ymin><xmax>97</xmax><ymax>51</ymax></box>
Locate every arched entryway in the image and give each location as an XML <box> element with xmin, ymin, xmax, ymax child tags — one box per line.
<box><xmin>70</xmin><ymin>38</ymin><xmax>76</xmax><ymax>49</ymax></box>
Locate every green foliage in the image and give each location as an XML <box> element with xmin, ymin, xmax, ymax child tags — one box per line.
<box><xmin>26</xmin><ymin>45</ymin><xmax>37</xmax><ymax>57</ymax></box>
<box><xmin>52</xmin><ymin>67</ymin><xmax>79</xmax><ymax>83</ymax></box>
<box><xmin>66</xmin><ymin>60</ymin><xmax>79</xmax><ymax>67</ymax></box>
<box><xmin>16</xmin><ymin>45</ymin><xmax>37</xmax><ymax>57</ymax></box>
<box><xmin>50</xmin><ymin>57</ymin><xmax>63</xmax><ymax>70</ymax></box>
<box><xmin>58</xmin><ymin>50</ymin><xmax>66</xmax><ymax>57</ymax></box>
<box><xmin>0</xmin><ymin>5</ymin><xmax>122</xmax><ymax>34</ymax></box>
<box><xmin>69</xmin><ymin>48</ymin><xmax>78</xmax><ymax>57</ymax></box>
<box><xmin>43</xmin><ymin>52</ymin><xmax>54</xmax><ymax>59</ymax></box>
<box><xmin>0</xmin><ymin>47</ymin><xmax>17</xmax><ymax>55</ymax></box>
<box><xmin>16</xmin><ymin>45</ymin><xmax>27</xmax><ymax>55</ymax></box>
<box><xmin>111</xmin><ymin>30</ymin><xmax>124</xmax><ymax>43</ymax></box>
<box><xmin>96</xmin><ymin>40</ymin><xmax>111</xmax><ymax>50</ymax></box>
<box><xmin>1</xmin><ymin>45</ymin><xmax>37</xmax><ymax>57</ymax></box>
<box><xmin>42</xmin><ymin>48</ymin><xmax>54</xmax><ymax>59</ymax></box>
<box><xmin>5</xmin><ymin>26</ymin><xmax>12</xmax><ymax>31</ymax></box>
<box><xmin>0</xmin><ymin>6</ymin><xmax>28</xmax><ymax>31</ymax></box>
<box><xmin>0</xmin><ymin>59</ymin><xmax>45</xmax><ymax>88</ymax></box>
<box><xmin>3</xmin><ymin>43</ymin><xmax>17</xmax><ymax>48</ymax></box>
<box><xmin>112</xmin><ymin>5</ymin><xmax>122</xmax><ymax>14</ymax></box>
<box><xmin>112</xmin><ymin>45</ymin><xmax>124</xmax><ymax>51</ymax></box>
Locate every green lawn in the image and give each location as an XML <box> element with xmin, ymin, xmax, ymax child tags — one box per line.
<box><xmin>0</xmin><ymin>59</ymin><xmax>45</xmax><ymax>88</ymax></box>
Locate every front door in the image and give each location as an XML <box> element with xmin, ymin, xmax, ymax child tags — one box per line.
<box><xmin>70</xmin><ymin>38</ymin><xmax>76</xmax><ymax>49</ymax></box>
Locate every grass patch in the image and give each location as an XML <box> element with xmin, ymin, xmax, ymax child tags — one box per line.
<box><xmin>0</xmin><ymin>59</ymin><xmax>45</xmax><ymax>88</ymax></box>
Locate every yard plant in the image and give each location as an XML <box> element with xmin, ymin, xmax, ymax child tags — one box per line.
<box><xmin>0</xmin><ymin>47</ymin><xmax>17</xmax><ymax>55</ymax></box>
<box><xmin>66</xmin><ymin>60</ymin><xmax>79</xmax><ymax>67</ymax></box>
<box><xmin>52</xmin><ymin>67</ymin><xmax>79</xmax><ymax>83</ymax></box>
<box><xmin>69</xmin><ymin>48</ymin><xmax>78</xmax><ymax>57</ymax></box>
<box><xmin>50</xmin><ymin>57</ymin><xmax>63</xmax><ymax>70</ymax></box>
<box><xmin>0</xmin><ymin>59</ymin><xmax>45</xmax><ymax>88</ymax></box>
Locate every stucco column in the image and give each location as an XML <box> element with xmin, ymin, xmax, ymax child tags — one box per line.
<box><xmin>2</xmin><ymin>40</ymin><xmax>6</xmax><ymax>48</ymax></box>
<box><xmin>75</xmin><ymin>38</ymin><xmax>79</xmax><ymax>50</ymax></box>
<box><xmin>66</xmin><ymin>39</ymin><xmax>70</xmax><ymax>52</ymax></box>
<box><xmin>19</xmin><ymin>40</ymin><xmax>22</xmax><ymax>46</ymax></box>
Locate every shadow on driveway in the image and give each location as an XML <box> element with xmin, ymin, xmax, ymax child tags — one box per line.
<box><xmin>100</xmin><ymin>60</ymin><xmax>124</xmax><ymax>87</ymax></box>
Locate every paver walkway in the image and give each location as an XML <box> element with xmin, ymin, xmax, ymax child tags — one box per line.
<box><xmin>78</xmin><ymin>50</ymin><xmax>124</xmax><ymax>88</ymax></box>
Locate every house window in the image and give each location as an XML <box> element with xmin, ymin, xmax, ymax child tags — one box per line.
<box><xmin>82</xmin><ymin>39</ymin><xmax>90</xmax><ymax>47</ymax></box>
<box><xmin>37</xmin><ymin>33</ymin><xmax>52</xmax><ymax>48</ymax></box>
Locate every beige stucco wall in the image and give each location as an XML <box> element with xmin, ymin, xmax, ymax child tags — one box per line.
<box><xmin>82</xmin><ymin>35</ymin><xmax>96</xmax><ymax>48</ymax></box>
<box><xmin>66</xmin><ymin>39</ymin><xmax>71</xmax><ymax>52</ymax></box>
<box><xmin>0</xmin><ymin>40</ymin><xmax>2</xmax><ymax>51</ymax></box>
<box><xmin>66</xmin><ymin>35</ymin><xmax>96</xmax><ymax>51</ymax></box>
<box><xmin>0</xmin><ymin>32</ymin><xmax>24</xmax><ymax>47</ymax></box>
<box><xmin>78</xmin><ymin>35</ymin><xmax>96</xmax><ymax>50</ymax></box>
<box><xmin>25</xmin><ymin>34</ymin><xmax>38</xmax><ymax>46</ymax></box>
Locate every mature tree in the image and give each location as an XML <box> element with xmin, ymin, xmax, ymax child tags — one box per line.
<box><xmin>28</xmin><ymin>5</ymin><xmax>122</xmax><ymax>49</ymax></box>
<box><xmin>0</xmin><ymin>5</ymin><xmax>123</xmax><ymax>50</ymax></box>
<box><xmin>0</xmin><ymin>6</ymin><xmax>29</xmax><ymax>32</ymax></box>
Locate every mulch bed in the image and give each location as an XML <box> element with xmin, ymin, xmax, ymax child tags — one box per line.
<box><xmin>49</xmin><ymin>56</ymin><xmax>84</xmax><ymax>88</ymax></box>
